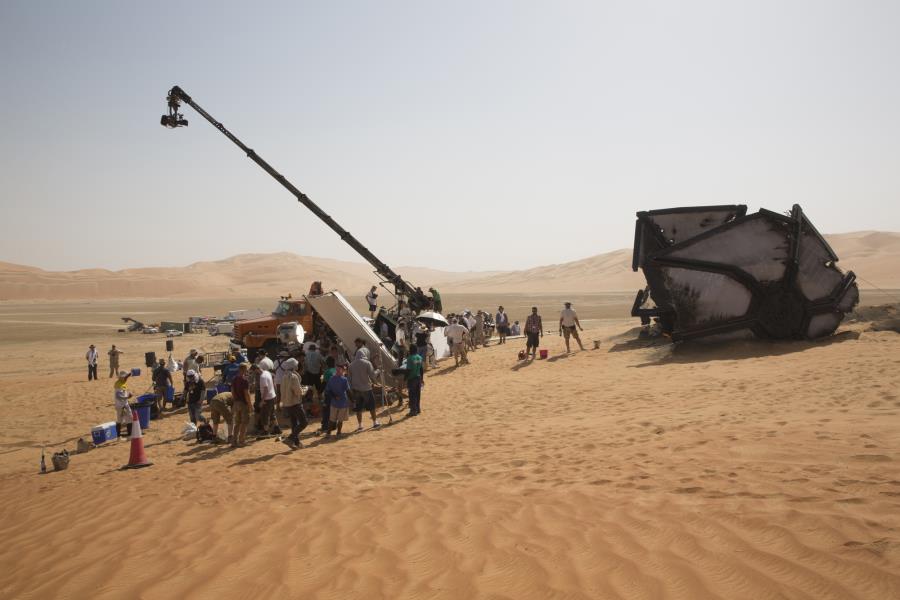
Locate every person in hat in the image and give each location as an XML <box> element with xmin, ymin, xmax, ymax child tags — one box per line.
<box><xmin>113</xmin><ymin>370</ymin><xmax>134</xmax><ymax>438</ymax></box>
<box><xmin>185</xmin><ymin>369</ymin><xmax>206</xmax><ymax>425</ymax></box>
<box><xmin>279</xmin><ymin>357</ymin><xmax>306</xmax><ymax>449</ymax></box>
<box><xmin>559</xmin><ymin>302</ymin><xmax>585</xmax><ymax>353</ymax></box>
<box><xmin>230</xmin><ymin>363</ymin><xmax>252</xmax><ymax>447</ymax></box>
<box><xmin>152</xmin><ymin>358</ymin><xmax>173</xmax><ymax>414</ymax></box>
<box><xmin>107</xmin><ymin>344</ymin><xmax>123</xmax><ymax>378</ymax></box>
<box><xmin>222</xmin><ymin>355</ymin><xmax>240</xmax><ymax>388</ymax></box>
<box><xmin>85</xmin><ymin>344</ymin><xmax>99</xmax><ymax>381</ymax></box>
<box><xmin>510</xmin><ymin>320</ymin><xmax>521</xmax><ymax>336</ymax></box>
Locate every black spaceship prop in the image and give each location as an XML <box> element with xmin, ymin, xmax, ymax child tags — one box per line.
<box><xmin>631</xmin><ymin>204</ymin><xmax>859</xmax><ymax>342</ymax></box>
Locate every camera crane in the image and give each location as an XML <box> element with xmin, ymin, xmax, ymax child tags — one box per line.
<box><xmin>160</xmin><ymin>85</ymin><xmax>430</xmax><ymax>312</ymax></box>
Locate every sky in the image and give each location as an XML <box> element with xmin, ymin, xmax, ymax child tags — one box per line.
<box><xmin>1</xmin><ymin>0</ymin><xmax>899</xmax><ymax>273</ymax></box>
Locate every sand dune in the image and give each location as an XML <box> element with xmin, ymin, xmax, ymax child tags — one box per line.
<box><xmin>1</xmin><ymin>232</ymin><xmax>898</xmax><ymax>301</ymax></box>
<box><xmin>0</xmin><ymin>316</ymin><xmax>898</xmax><ymax>599</ymax></box>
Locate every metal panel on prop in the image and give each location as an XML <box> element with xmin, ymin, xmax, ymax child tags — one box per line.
<box><xmin>306</xmin><ymin>291</ymin><xmax>397</xmax><ymax>371</ymax></box>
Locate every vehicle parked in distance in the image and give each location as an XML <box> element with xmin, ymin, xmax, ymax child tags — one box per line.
<box><xmin>208</xmin><ymin>321</ymin><xmax>234</xmax><ymax>336</ymax></box>
<box><xmin>165</xmin><ymin>330</ymin><xmax>184</xmax><ymax>337</ymax></box>
<box><xmin>142</xmin><ymin>326</ymin><xmax>159</xmax><ymax>334</ymax></box>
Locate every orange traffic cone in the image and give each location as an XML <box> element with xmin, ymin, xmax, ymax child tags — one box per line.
<box><xmin>123</xmin><ymin>409</ymin><xmax>152</xmax><ymax>469</ymax></box>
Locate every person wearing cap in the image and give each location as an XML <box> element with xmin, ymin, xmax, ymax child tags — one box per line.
<box><xmin>107</xmin><ymin>345</ymin><xmax>123</xmax><ymax>378</ymax></box>
<box><xmin>444</xmin><ymin>318</ymin><xmax>469</xmax><ymax>367</ymax></box>
<box><xmin>463</xmin><ymin>311</ymin><xmax>477</xmax><ymax>352</ymax></box>
<box><xmin>230</xmin><ymin>363</ymin><xmax>252</xmax><ymax>447</ymax></box>
<box><xmin>524</xmin><ymin>307</ymin><xmax>543</xmax><ymax>359</ymax></box>
<box><xmin>559</xmin><ymin>302</ymin><xmax>585</xmax><ymax>353</ymax></box>
<box><xmin>85</xmin><ymin>345</ymin><xmax>99</xmax><ymax>381</ymax></box>
<box><xmin>152</xmin><ymin>358</ymin><xmax>173</xmax><ymax>414</ymax></box>
<box><xmin>185</xmin><ymin>369</ymin><xmax>206</xmax><ymax>425</ymax></box>
<box><xmin>255</xmin><ymin>359</ymin><xmax>277</xmax><ymax>435</ymax></box>
<box><xmin>279</xmin><ymin>357</ymin><xmax>306</xmax><ymax>449</ymax></box>
<box><xmin>113</xmin><ymin>370</ymin><xmax>134</xmax><ymax>438</ymax></box>
<box><xmin>222</xmin><ymin>355</ymin><xmax>240</xmax><ymax>388</ymax></box>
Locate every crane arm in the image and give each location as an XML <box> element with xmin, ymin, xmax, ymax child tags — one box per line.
<box><xmin>161</xmin><ymin>85</ymin><xmax>429</xmax><ymax>311</ymax></box>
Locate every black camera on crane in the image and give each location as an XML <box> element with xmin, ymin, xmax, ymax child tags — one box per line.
<box><xmin>160</xmin><ymin>113</ymin><xmax>188</xmax><ymax>128</ymax></box>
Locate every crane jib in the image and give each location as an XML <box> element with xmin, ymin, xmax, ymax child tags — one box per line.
<box><xmin>163</xmin><ymin>85</ymin><xmax>428</xmax><ymax>311</ymax></box>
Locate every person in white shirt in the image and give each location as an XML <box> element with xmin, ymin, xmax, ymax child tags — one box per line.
<box><xmin>256</xmin><ymin>362</ymin><xmax>277</xmax><ymax>435</ymax></box>
<box><xmin>85</xmin><ymin>344</ymin><xmax>99</xmax><ymax>381</ymax></box>
<box><xmin>366</xmin><ymin>286</ymin><xmax>379</xmax><ymax>319</ymax></box>
<box><xmin>559</xmin><ymin>302</ymin><xmax>585</xmax><ymax>353</ymax></box>
<box><xmin>444</xmin><ymin>319</ymin><xmax>470</xmax><ymax>366</ymax></box>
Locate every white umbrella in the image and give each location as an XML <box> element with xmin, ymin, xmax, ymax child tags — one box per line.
<box><xmin>416</xmin><ymin>311</ymin><xmax>449</xmax><ymax>327</ymax></box>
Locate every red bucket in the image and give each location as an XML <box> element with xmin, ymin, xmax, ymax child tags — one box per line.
<box><xmin>539</xmin><ymin>349</ymin><xmax>548</xmax><ymax>359</ymax></box>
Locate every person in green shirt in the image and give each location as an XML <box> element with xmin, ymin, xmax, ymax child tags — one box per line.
<box><xmin>405</xmin><ymin>343</ymin><xmax>425</xmax><ymax>417</ymax></box>
<box><xmin>428</xmin><ymin>287</ymin><xmax>442</xmax><ymax>314</ymax></box>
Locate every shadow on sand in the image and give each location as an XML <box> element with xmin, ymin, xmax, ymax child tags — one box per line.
<box><xmin>632</xmin><ymin>330</ymin><xmax>861</xmax><ymax>368</ymax></box>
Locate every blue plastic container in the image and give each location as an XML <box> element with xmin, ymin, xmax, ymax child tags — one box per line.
<box><xmin>91</xmin><ymin>422</ymin><xmax>117</xmax><ymax>445</ymax></box>
<box><xmin>131</xmin><ymin>402</ymin><xmax>151</xmax><ymax>430</ymax></box>
<box><xmin>166</xmin><ymin>386</ymin><xmax>175</xmax><ymax>402</ymax></box>
<box><xmin>131</xmin><ymin>367</ymin><xmax>141</xmax><ymax>377</ymax></box>
<box><xmin>216</xmin><ymin>384</ymin><xmax>229</xmax><ymax>394</ymax></box>
<box><xmin>206</xmin><ymin>388</ymin><xmax>217</xmax><ymax>401</ymax></box>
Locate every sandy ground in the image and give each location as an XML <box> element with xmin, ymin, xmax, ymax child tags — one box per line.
<box><xmin>1</xmin><ymin>297</ymin><xmax>899</xmax><ymax>599</ymax></box>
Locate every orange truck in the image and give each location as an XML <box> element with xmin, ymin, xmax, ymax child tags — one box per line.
<box><xmin>231</xmin><ymin>284</ymin><xmax>324</xmax><ymax>359</ymax></box>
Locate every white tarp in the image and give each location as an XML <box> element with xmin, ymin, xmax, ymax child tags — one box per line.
<box><xmin>306</xmin><ymin>291</ymin><xmax>397</xmax><ymax>371</ymax></box>
<box><xmin>431</xmin><ymin>326</ymin><xmax>450</xmax><ymax>360</ymax></box>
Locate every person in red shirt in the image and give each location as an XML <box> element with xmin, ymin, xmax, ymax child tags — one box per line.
<box><xmin>230</xmin><ymin>363</ymin><xmax>252</xmax><ymax>447</ymax></box>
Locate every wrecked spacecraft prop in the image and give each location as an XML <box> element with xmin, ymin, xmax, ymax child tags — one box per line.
<box><xmin>631</xmin><ymin>204</ymin><xmax>859</xmax><ymax>341</ymax></box>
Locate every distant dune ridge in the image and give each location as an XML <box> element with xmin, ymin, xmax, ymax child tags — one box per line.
<box><xmin>0</xmin><ymin>231</ymin><xmax>897</xmax><ymax>301</ymax></box>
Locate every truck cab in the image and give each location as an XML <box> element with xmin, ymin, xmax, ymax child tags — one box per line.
<box><xmin>232</xmin><ymin>295</ymin><xmax>315</xmax><ymax>358</ymax></box>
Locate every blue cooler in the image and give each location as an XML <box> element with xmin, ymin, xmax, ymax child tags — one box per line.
<box><xmin>91</xmin><ymin>422</ymin><xmax>118</xmax><ymax>445</ymax></box>
<box><xmin>166</xmin><ymin>386</ymin><xmax>175</xmax><ymax>403</ymax></box>
<box><xmin>131</xmin><ymin>367</ymin><xmax>141</xmax><ymax>377</ymax></box>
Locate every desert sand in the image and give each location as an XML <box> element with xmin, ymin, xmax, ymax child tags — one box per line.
<box><xmin>0</xmin><ymin>292</ymin><xmax>899</xmax><ymax>599</ymax></box>
<box><xmin>2</xmin><ymin>231</ymin><xmax>898</xmax><ymax>301</ymax></box>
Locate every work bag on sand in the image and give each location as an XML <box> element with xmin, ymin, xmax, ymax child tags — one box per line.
<box><xmin>52</xmin><ymin>450</ymin><xmax>70</xmax><ymax>471</ymax></box>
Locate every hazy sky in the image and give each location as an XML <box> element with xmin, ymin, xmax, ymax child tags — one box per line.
<box><xmin>1</xmin><ymin>0</ymin><xmax>899</xmax><ymax>273</ymax></box>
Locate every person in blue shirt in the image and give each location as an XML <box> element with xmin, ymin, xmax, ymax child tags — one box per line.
<box><xmin>324</xmin><ymin>364</ymin><xmax>351</xmax><ymax>438</ymax></box>
<box><xmin>222</xmin><ymin>355</ymin><xmax>241</xmax><ymax>388</ymax></box>
<box><xmin>405</xmin><ymin>343</ymin><xmax>425</xmax><ymax>417</ymax></box>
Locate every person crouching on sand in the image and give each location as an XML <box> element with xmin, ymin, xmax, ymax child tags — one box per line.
<box><xmin>324</xmin><ymin>364</ymin><xmax>351</xmax><ymax>438</ymax></box>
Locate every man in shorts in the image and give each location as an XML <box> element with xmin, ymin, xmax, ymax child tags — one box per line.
<box><xmin>524</xmin><ymin>306</ymin><xmax>543</xmax><ymax>359</ymax></box>
<box><xmin>230</xmin><ymin>363</ymin><xmax>252</xmax><ymax>447</ymax></box>
<box><xmin>348</xmin><ymin>348</ymin><xmax>380</xmax><ymax>432</ymax></box>
<box><xmin>495</xmin><ymin>306</ymin><xmax>509</xmax><ymax>344</ymax></box>
<box><xmin>444</xmin><ymin>318</ymin><xmax>469</xmax><ymax>366</ymax></box>
<box><xmin>559</xmin><ymin>301</ymin><xmax>585</xmax><ymax>353</ymax></box>
<box><xmin>366</xmin><ymin>286</ymin><xmax>378</xmax><ymax>319</ymax></box>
